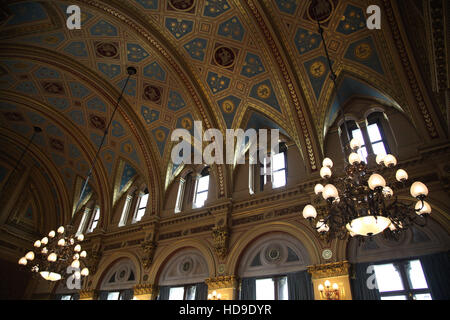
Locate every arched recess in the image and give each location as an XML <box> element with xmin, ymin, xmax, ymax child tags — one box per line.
<box><xmin>238</xmin><ymin>232</ymin><xmax>311</xmax><ymax>279</ymax></box>
<box><xmin>226</xmin><ymin>221</ymin><xmax>322</xmax><ymax>276</ymax></box>
<box><xmin>91</xmin><ymin>252</ymin><xmax>142</xmax><ymax>291</ymax></box>
<box><xmin>148</xmin><ymin>238</ymin><xmax>216</xmax><ymax>285</ymax></box>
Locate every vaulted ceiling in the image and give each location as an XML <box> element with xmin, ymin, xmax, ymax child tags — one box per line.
<box><xmin>0</xmin><ymin>0</ymin><xmax>445</xmax><ymax>219</ymax></box>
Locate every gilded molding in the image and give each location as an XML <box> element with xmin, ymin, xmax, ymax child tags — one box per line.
<box><xmin>212</xmin><ymin>226</ymin><xmax>230</xmax><ymax>259</ymax></box>
<box><xmin>307</xmin><ymin>261</ymin><xmax>351</xmax><ymax>279</ymax></box>
<box><xmin>141</xmin><ymin>240</ymin><xmax>157</xmax><ymax>269</ymax></box>
<box><xmin>79</xmin><ymin>289</ymin><xmax>98</xmax><ymax>300</ymax></box>
<box><xmin>133</xmin><ymin>283</ymin><xmax>157</xmax><ymax>295</ymax></box>
<box><xmin>205</xmin><ymin>276</ymin><xmax>239</xmax><ymax>289</ymax></box>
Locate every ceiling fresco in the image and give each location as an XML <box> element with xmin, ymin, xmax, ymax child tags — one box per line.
<box><xmin>0</xmin><ymin>0</ymin><xmax>443</xmax><ymax>216</ymax></box>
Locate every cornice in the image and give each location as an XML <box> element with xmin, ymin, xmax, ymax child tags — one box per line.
<box><xmin>307</xmin><ymin>261</ymin><xmax>351</xmax><ymax>279</ymax></box>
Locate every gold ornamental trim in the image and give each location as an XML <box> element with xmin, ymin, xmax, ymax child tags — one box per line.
<box><xmin>79</xmin><ymin>289</ymin><xmax>98</xmax><ymax>300</ymax></box>
<box><xmin>133</xmin><ymin>283</ymin><xmax>157</xmax><ymax>295</ymax></box>
<box><xmin>307</xmin><ymin>261</ymin><xmax>351</xmax><ymax>279</ymax></box>
<box><xmin>205</xmin><ymin>276</ymin><xmax>238</xmax><ymax>290</ymax></box>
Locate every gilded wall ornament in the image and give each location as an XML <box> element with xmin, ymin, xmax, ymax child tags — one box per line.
<box><xmin>212</xmin><ymin>226</ymin><xmax>229</xmax><ymax>259</ymax></box>
<box><xmin>141</xmin><ymin>240</ymin><xmax>157</xmax><ymax>269</ymax></box>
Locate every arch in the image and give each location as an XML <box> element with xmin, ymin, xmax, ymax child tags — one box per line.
<box><xmin>99</xmin><ymin>259</ymin><xmax>137</xmax><ymax>291</ymax></box>
<box><xmin>226</xmin><ymin>221</ymin><xmax>322</xmax><ymax>276</ymax></box>
<box><xmin>148</xmin><ymin>238</ymin><xmax>217</xmax><ymax>285</ymax></box>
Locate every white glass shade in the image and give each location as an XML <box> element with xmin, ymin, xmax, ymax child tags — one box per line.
<box><xmin>318</xmin><ymin>284</ymin><xmax>324</xmax><ymax>292</ymax></box>
<box><xmin>410</xmin><ymin>182</ymin><xmax>429</xmax><ymax>198</ymax></box>
<box><xmin>332</xmin><ymin>283</ymin><xmax>339</xmax><ymax>290</ymax></box>
<box><xmin>70</xmin><ymin>238</ymin><xmax>75</xmax><ymax>245</ymax></box>
<box><xmin>40</xmin><ymin>271</ymin><xmax>61</xmax><ymax>281</ymax></box>
<box><xmin>18</xmin><ymin>257</ymin><xmax>27</xmax><ymax>265</ymax></box>
<box><xmin>71</xmin><ymin>260</ymin><xmax>80</xmax><ymax>269</ymax></box>
<box><xmin>57</xmin><ymin>239</ymin><xmax>65</xmax><ymax>246</ymax></box>
<box><xmin>396</xmin><ymin>169</ymin><xmax>408</xmax><ymax>182</ymax></box>
<box><xmin>80</xmin><ymin>251</ymin><xmax>87</xmax><ymax>258</ymax></box>
<box><xmin>48</xmin><ymin>230</ymin><xmax>55</xmax><ymax>238</ymax></box>
<box><xmin>25</xmin><ymin>251</ymin><xmax>35</xmax><ymax>261</ymax></box>
<box><xmin>349</xmin><ymin>152</ymin><xmax>361</xmax><ymax>165</ymax></box>
<box><xmin>316</xmin><ymin>220</ymin><xmax>330</xmax><ymax>233</ymax></box>
<box><xmin>77</xmin><ymin>234</ymin><xmax>84</xmax><ymax>241</ymax></box>
<box><xmin>322</xmin><ymin>184</ymin><xmax>339</xmax><ymax>200</ymax></box>
<box><xmin>314</xmin><ymin>184</ymin><xmax>324</xmax><ymax>195</ymax></box>
<box><xmin>34</xmin><ymin>240</ymin><xmax>41</xmax><ymax>248</ymax></box>
<box><xmin>74</xmin><ymin>271</ymin><xmax>81</xmax><ymax>279</ymax></box>
<box><xmin>415</xmin><ymin>201</ymin><xmax>431</xmax><ymax>215</ymax></box>
<box><xmin>383</xmin><ymin>187</ymin><xmax>394</xmax><ymax>198</ymax></box>
<box><xmin>324</xmin><ymin>280</ymin><xmax>331</xmax><ymax>288</ymax></box>
<box><xmin>383</xmin><ymin>154</ymin><xmax>397</xmax><ymax>167</ymax></box>
<box><xmin>350</xmin><ymin>137</ymin><xmax>362</xmax><ymax>150</ymax></box>
<box><xmin>47</xmin><ymin>253</ymin><xmax>57</xmax><ymax>262</ymax></box>
<box><xmin>74</xmin><ymin>244</ymin><xmax>81</xmax><ymax>252</ymax></box>
<box><xmin>323</xmin><ymin>158</ymin><xmax>333</xmax><ymax>168</ymax></box>
<box><xmin>217</xmin><ymin>293</ymin><xmax>222</xmax><ymax>300</ymax></box>
<box><xmin>389</xmin><ymin>221</ymin><xmax>403</xmax><ymax>231</ymax></box>
<box><xmin>41</xmin><ymin>237</ymin><xmax>48</xmax><ymax>245</ymax></box>
<box><xmin>57</xmin><ymin>226</ymin><xmax>65</xmax><ymax>234</ymax></box>
<box><xmin>320</xmin><ymin>167</ymin><xmax>332</xmax><ymax>179</ymax></box>
<box><xmin>41</xmin><ymin>247</ymin><xmax>48</xmax><ymax>254</ymax></box>
<box><xmin>346</xmin><ymin>216</ymin><xmax>391</xmax><ymax>236</ymax></box>
<box><xmin>208</xmin><ymin>294</ymin><xmax>212</xmax><ymax>300</ymax></box>
<box><xmin>302</xmin><ymin>205</ymin><xmax>317</xmax><ymax>219</ymax></box>
<box><xmin>368</xmin><ymin>174</ymin><xmax>386</xmax><ymax>190</ymax></box>
<box><xmin>376</xmin><ymin>154</ymin><xmax>385</xmax><ymax>165</ymax></box>
<box><xmin>73</xmin><ymin>253</ymin><xmax>80</xmax><ymax>260</ymax></box>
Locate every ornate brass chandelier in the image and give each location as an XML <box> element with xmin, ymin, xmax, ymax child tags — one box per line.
<box><xmin>18</xmin><ymin>67</ymin><xmax>137</xmax><ymax>281</ymax></box>
<box><xmin>302</xmin><ymin>8</ymin><xmax>431</xmax><ymax>241</ymax></box>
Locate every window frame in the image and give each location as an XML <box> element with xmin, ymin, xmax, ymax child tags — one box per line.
<box><xmin>193</xmin><ymin>172</ymin><xmax>209</xmax><ymax>209</ymax></box>
<box><xmin>254</xmin><ymin>275</ymin><xmax>289</xmax><ymax>301</ymax></box>
<box><xmin>366</xmin><ymin>115</ymin><xmax>391</xmax><ymax>155</ymax></box>
<box><xmin>174</xmin><ymin>178</ymin><xmax>185</xmax><ymax>214</ymax></box>
<box><xmin>373</xmin><ymin>259</ymin><xmax>432</xmax><ymax>300</ymax></box>
<box><xmin>105</xmin><ymin>290</ymin><xmax>132</xmax><ymax>300</ymax></box>
<box><xmin>87</xmin><ymin>206</ymin><xmax>100</xmax><ymax>233</ymax></box>
<box><xmin>132</xmin><ymin>190</ymin><xmax>149</xmax><ymax>223</ymax></box>
<box><xmin>118</xmin><ymin>194</ymin><xmax>133</xmax><ymax>227</ymax></box>
<box><xmin>166</xmin><ymin>284</ymin><xmax>197</xmax><ymax>301</ymax></box>
<box><xmin>271</xmin><ymin>149</ymin><xmax>287</xmax><ymax>189</ymax></box>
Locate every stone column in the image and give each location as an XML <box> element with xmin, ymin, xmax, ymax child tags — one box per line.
<box><xmin>205</xmin><ymin>276</ymin><xmax>239</xmax><ymax>300</ymax></box>
<box><xmin>307</xmin><ymin>261</ymin><xmax>352</xmax><ymax>300</ymax></box>
<box><xmin>133</xmin><ymin>284</ymin><xmax>157</xmax><ymax>300</ymax></box>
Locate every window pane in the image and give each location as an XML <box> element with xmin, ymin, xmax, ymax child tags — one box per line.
<box><xmin>351</xmin><ymin>129</ymin><xmax>365</xmax><ymax>146</ymax></box>
<box><xmin>194</xmin><ymin>191</ymin><xmax>208</xmax><ymax>208</ymax></box>
<box><xmin>94</xmin><ymin>208</ymin><xmax>100</xmax><ymax>220</ymax></box>
<box><xmin>380</xmin><ymin>295</ymin><xmax>407</xmax><ymax>300</ymax></box>
<box><xmin>272</xmin><ymin>153</ymin><xmax>285</xmax><ymax>171</ymax></box>
<box><xmin>272</xmin><ymin>170</ymin><xmax>286</xmax><ymax>189</ymax></box>
<box><xmin>367</xmin><ymin>123</ymin><xmax>383</xmax><ymax>142</ymax></box>
<box><xmin>135</xmin><ymin>208</ymin><xmax>146</xmax><ymax>222</ymax></box>
<box><xmin>107</xmin><ymin>292</ymin><xmax>120</xmax><ymax>300</ymax></box>
<box><xmin>372</xmin><ymin>142</ymin><xmax>387</xmax><ymax>157</ymax></box>
<box><xmin>61</xmin><ymin>295</ymin><xmax>72</xmax><ymax>300</ymax></box>
<box><xmin>197</xmin><ymin>175</ymin><xmax>210</xmax><ymax>192</ymax></box>
<box><xmin>408</xmin><ymin>260</ymin><xmax>429</xmax><ymax>290</ymax></box>
<box><xmin>185</xmin><ymin>286</ymin><xmax>196</xmax><ymax>300</ymax></box>
<box><xmin>169</xmin><ymin>287</ymin><xmax>184</xmax><ymax>300</ymax></box>
<box><xmin>415</xmin><ymin>293</ymin><xmax>432</xmax><ymax>300</ymax></box>
<box><xmin>278</xmin><ymin>277</ymin><xmax>288</xmax><ymax>301</ymax></box>
<box><xmin>373</xmin><ymin>264</ymin><xmax>404</xmax><ymax>292</ymax></box>
<box><xmin>256</xmin><ymin>279</ymin><xmax>275</xmax><ymax>300</ymax></box>
<box><xmin>139</xmin><ymin>193</ymin><xmax>149</xmax><ymax>209</ymax></box>
<box><xmin>358</xmin><ymin>147</ymin><xmax>368</xmax><ymax>163</ymax></box>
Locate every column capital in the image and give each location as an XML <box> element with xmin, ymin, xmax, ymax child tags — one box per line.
<box><xmin>307</xmin><ymin>261</ymin><xmax>351</xmax><ymax>279</ymax></box>
<box><xmin>133</xmin><ymin>283</ymin><xmax>158</xmax><ymax>295</ymax></box>
<box><xmin>205</xmin><ymin>275</ymin><xmax>238</xmax><ymax>290</ymax></box>
<box><xmin>79</xmin><ymin>289</ymin><xmax>98</xmax><ymax>300</ymax></box>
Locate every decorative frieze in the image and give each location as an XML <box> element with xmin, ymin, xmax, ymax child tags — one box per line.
<box><xmin>79</xmin><ymin>289</ymin><xmax>98</xmax><ymax>300</ymax></box>
<box><xmin>205</xmin><ymin>275</ymin><xmax>239</xmax><ymax>290</ymax></box>
<box><xmin>133</xmin><ymin>283</ymin><xmax>157</xmax><ymax>296</ymax></box>
<box><xmin>307</xmin><ymin>261</ymin><xmax>351</xmax><ymax>279</ymax></box>
<box><xmin>141</xmin><ymin>240</ymin><xmax>157</xmax><ymax>269</ymax></box>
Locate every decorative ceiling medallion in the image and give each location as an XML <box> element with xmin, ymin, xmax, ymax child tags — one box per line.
<box><xmin>307</xmin><ymin>0</ymin><xmax>334</xmax><ymax>22</ymax></box>
<box><xmin>169</xmin><ymin>0</ymin><xmax>195</xmax><ymax>12</ymax></box>
<box><xmin>309</xmin><ymin>61</ymin><xmax>326</xmax><ymax>78</ymax></box>
<box><xmin>178</xmin><ymin>257</ymin><xmax>194</xmax><ymax>275</ymax></box>
<box><xmin>42</xmin><ymin>81</ymin><xmax>64</xmax><ymax>94</ymax></box>
<box><xmin>354</xmin><ymin>43</ymin><xmax>372</xmax><ymax>60</ymax></box>
<box><xmin>213</xmin><ymin>46</ymin><xmax>236</xmax><ymax>68</ymax></box>
<box><xmin>322</xmin><ymin>249</ymin><xmax>332</xmax><ymax>260</ymax></box>
<box><xmin>95</xmin><ymin>42</ymin><xmax>119</xmax><ymax>58</ymax></box>
<box><xmin>264</xmin><ymin>244</ymin><xmax>282</xmax><ymax>264</ymax></box>
<box><xmin>221</xmin><ymin>99</ymin><xmax>235</xmax><ymax>114</ymax></box>
<box><xmin>179</xmin><ymin>116</ymin><xmax>193</xmax><ymax>130</ymax></box>
<box><xmin>89</xmin><ymin>114</ymin><xmax>106</xmax><ymax>130</ymax></box>
<box><xmin>256</xmin><ymin>83</ymin><xmax>271</xmax><ymax>99</ymax></box>
<box><xmin>49</xmin><ymin>138</ymin><xmax>64</xmax><ymax>152</ymax></box>
<box><xmin>143</xmin><ymin>84</ymin><xmax>162</xmax><ymax>103</ymax></box>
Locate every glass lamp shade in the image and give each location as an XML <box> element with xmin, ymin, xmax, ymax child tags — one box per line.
<box><xmin>349</xmin><ymin>152</ymin><xmax>361</xmax><ymax>165</ymax></box>
<box><xmin>207</xmin><ymin>294</ymin><xmax>212</xmax><ymax>300</ymax></box>
<box><xmin>74</xmin><ymin>244</ymin><xmax>81</xmax><ymax>252</ymax></box>
<box><xmin>73</xmin><ymin>253</ymin><xmax>80</xmax><ymax>260</ymax></box>
<box><xmin>346</xmin><ymin>216</ymin><xmax>391</xmax><ymax>236</ymax></box>
<box><xmin>415</xmin><ymin>201</ymin><xmax>431</xmax><ymax>215</ymax></box>
<box><xmin>18</xmin><ymin>257</ymin><xmax>27</xmax><ymax>265</ymax></box>
<box><xmin>34</xmin><ymin>240</ymin><xmax>41</xmax><ymax>248</ymax></box>
<box><xmin>302</xmin><ymin>205</ymin><xmax>317</xmax><ymax>219</ymax></box>
<box><xmin>48</xmin><ymin>230</ymin><xmax>56</xmax><ymax>238</ymax></box>
<box><xmin>77</xmin><ymin>234</ymin><xmax>84</xmax><ymax>242</ymax></box>
<box><xmin>57</xmin><ymin>239</ymin><xmax>65</xmax><ymax>246</ymax></box>
<box><xmin>376</xmin><ymin>154</ymin><xmax>385</xmax><ymax>165</ymax></box>
<box><xmin>383</xmin><ymin>154</ymin><xmax>397</xmax><ymax>167</ymax></box>
<box><xmin>323</xmin><ymin>158</ymin><xmax>333</xmax><ymax>168</ymax></box>
<box><xmin>81</xmin><ymin>268</ymin><xmax>89</xmax><ymax>276</ymax></box>
<box><xmin>320</xmin><ymin>167</ymin><xmax>332</xmax><ymax>179</ymax></box>
<box><xmin>332</xmin><ymin>283</ymin><xmax>339</xmax><ymax>290</ymax></box>
<box><xmin>57</xmin><ymin>226</ymin><xmax>65</xmax><ymax>234</ymax></box>
<box><xmin>350</xmin><ymin>138</ymin><xmax>362</xmax><ymax>150</ymax></box>
<box><xmin>410</xmin><ymin>182</ymin><xmax>429</xmax><ymax>198</ymax></box>
<box><xmin>322</xmin><ymin>184</ymin><xmax>339</xmax><ymax>201</ymax></box>
<box><xmin>40</xmin><ymin>271</ymin><xmax>61</xmax><ymax>281</ymax></box>
<box><xmin>314</xmin><ymin>184</ymin><xmax>324</xmax><ymax>195</ymax></box>
<box><xmin>316</xmin><ymin>220</ymin><xmax>330</xmax><ymax>233</ymax></box>
<box><xmin>25</xmin><ymin>251</ymin><xmax>35</xmax><ymax>261</ymax></box>
<box><xmin>368</xmin><ymin>174</ymin><xmax>386</xmax><ymax>190</ymax></box>
<box><xmin>47</xmin><ymin>253</ymin><xmax>57</xmax><ymax>262</ymax></box>
<box><xmin>71</xmin><ymin>260</ymin><xmax>80</xmax><ymax>269</ymax></box>
<box><xmin>396</xmin><ymin>169</ymin><xmax>408</xmax><ymax>182</ymax></box>
<box><xmin>318</xmin><ymin>284</ymin><xmax>324</xmax><ymax>292</ymax></box>
<box><xmin>383</xmin><ymin>187</ymin><xmax>394</xmax><ymax>198</ymax></box>
<box><xmin>41</xmin><ymin>237</ymin><xmax>48</xmax><ymax>245</ymax></box>
<box><xmin>80</xmin><ymin>251</ymin><xmax>87</xmax><ymax>258</ymax></box>
<box><xmin>324</xmin><ymin>280</ymin><xmax>331</xmax><ymax>288</ymax></box>
<box><xmin>389</xmin><ymin>221</ymin><xmax>403</xmax><ymax>231</ymax></box>
<box><xmin>41</xmin><ymin>247</ymin><xmax>48</xmax><ymax>254</ymax></box>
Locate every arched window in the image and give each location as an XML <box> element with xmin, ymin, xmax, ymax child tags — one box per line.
<box><xmin>260</xmin><ymin>143</ymin><xmax>287</xmax><ymax>190</ymax></box>
<box><xmin>132</xmin><ymin>188</ymin><xmax>149</xmax><ymax>223</ymax></box>
<box><xmin>118</xmin><ymin>194</ymin><xmax>133</xmax><ymax>227</ymax></box>
<box><xmin>366</xmin><ymin>112</ymin><xmax>389</xmax><ymax>156</ymax></box>
<box><xmin>193</xmin><ymin>168</ymin><xmax>209</xmax><ymax>209</ymax></box>
<box><xmin>98</xmin><ymin>260</ymin><xmax>137</xmax><ymax>300</ymax></box>
<box><xmin>87</xmin><ymin>206</ymin><xmax>100</xmax><ymax>233</ymax></box>
<box><xmin>174</xmin><ymin>178</ymin><xmax>185</xmax><ymax>214</ymax></box>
